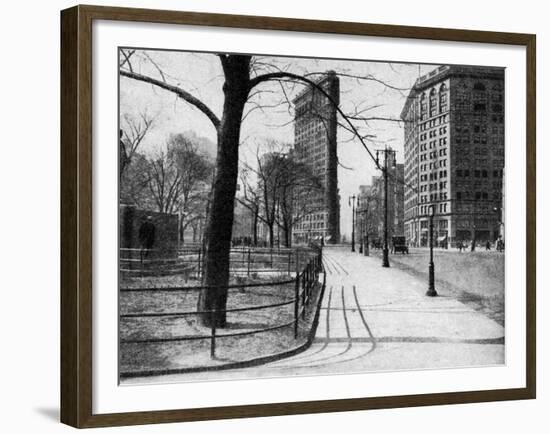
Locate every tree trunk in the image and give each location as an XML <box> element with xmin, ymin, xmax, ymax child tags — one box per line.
<box><xmin>268</xmin><ymin>224</ymin><xmax>274</xmax><ymax>248</ymax></box>
<box><xmin>198</xmin><ymin>55</ymin><xmax>251</xmax><ymax>327</ymax></box>
<box><xmin>284</xmin><ymin>223</ymin><xmax>291</xmax><ymax>248</ymax></box>
<box><xmin>253</xmin><ymin>209</ymin><xmax>259</xmax><ymax>246</ymax></box>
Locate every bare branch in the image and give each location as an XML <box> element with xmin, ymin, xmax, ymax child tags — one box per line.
<box><xmin>120</xmin><ymin>69</ymin><xmax>221</xmax><ymax>129</ymax></box>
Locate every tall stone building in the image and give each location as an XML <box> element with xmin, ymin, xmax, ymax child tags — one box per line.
<box><xmin>401</xmin><ymin>65</ymin><xmax>505</xmax><ymax>246</ymax></box>
<box><xmin>292</xmin><ymin>71</ymin><xmax>340</xmax><ymax>244</ymax></box>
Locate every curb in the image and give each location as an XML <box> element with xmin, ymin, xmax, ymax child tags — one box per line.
<box><xmin>120</xmin><ymin>272</ymin><xmax>327</xmax><ymax>379</ymax></box>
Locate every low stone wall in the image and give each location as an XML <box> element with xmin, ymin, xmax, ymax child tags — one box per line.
<box><xmin>119</xmin><ymin>204</ymin><xmax>178</xmax><ymax>258</ymax></box>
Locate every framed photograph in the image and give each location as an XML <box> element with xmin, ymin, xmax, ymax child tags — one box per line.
<box><xmin>60</xmin><ymin>4</ymin><xmax>536</xmax><ymax>428</ymax></box>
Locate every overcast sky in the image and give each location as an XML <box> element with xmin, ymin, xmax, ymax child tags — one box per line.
<box><xmin>120</xmin><ymin>49</ymin><xmax>439</xmax><ymax>238</ymax></box>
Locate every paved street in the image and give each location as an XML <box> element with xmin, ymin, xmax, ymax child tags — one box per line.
<box><xmin>128</xmin><ymin>245</ymin><xmax>504</xmax><ymax>384</ymax></box>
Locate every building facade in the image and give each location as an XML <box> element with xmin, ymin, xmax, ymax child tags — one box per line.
<box><xmin>292</xmin><ymin>71</ymin><xmax>340</xmax><ymax>244</ymax></box>
<box><xmin>401</xmin><ymin>65</ymin><xmax>505</xmax><ymax>247</ymax></box>
<box><xmin>355</xmin><ymin>151</ymin><xmax>405</xmax><ymax>246</ymax></box>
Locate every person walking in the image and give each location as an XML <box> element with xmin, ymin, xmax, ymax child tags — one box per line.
<box><xmin>485</xmin><ymin>240</ymin><xmax>491</xmax><ymax>251</ymax></box>
<box><xmin>138</xmin><ymin>215</ymin><xmax>156</xmax><ymax>262</ymax></box>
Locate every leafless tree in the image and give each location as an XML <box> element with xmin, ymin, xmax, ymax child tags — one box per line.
<box><xmin>167</xmin><ymin>134</ymin><xmax>213</xmax><ymax>243</ymax></box>
<box><xmin>239</xmin><ymin>167</ymin><xmax>262</xmax><ymax>246</ymax></box>
<box><xmin>119</xmin><ymin>111</ymin><xmax>154</xmax><ymax>178</ymax></box>
<box><xmin>276</xmin><ymin>158</ymin><xmax>324</xmax><ymax>248</ymax></box>
<box><xmin>146</xmin><ymin>149</ymin><xmax>183</xmax><ymax>215</ymax></box>
<box><xmin>120</xmin><ymin>151</ymin><xmax>154</xmax><ymax>208</ymax></box>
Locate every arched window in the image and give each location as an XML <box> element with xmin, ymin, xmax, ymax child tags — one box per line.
<box><xmin>439</xmin><ymin>83</ymin><xmax>448</xmax><ymax>113</ymax></box>
<box><xmin>429</xmin><ymin>88</ymin><xmax>437</xmax><ymax>117</ymax></box>
<box><xmin>420</xmin><ymin>92</ymin><xmax>427</xmax><ymax>120</ymax></box>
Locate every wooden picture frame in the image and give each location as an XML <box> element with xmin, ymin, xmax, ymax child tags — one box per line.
<box><xmin>61</xmin><ymin>4</ymin><xmax>536</xmax><ymax>428</ymax></box>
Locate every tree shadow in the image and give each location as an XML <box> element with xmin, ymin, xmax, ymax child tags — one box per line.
<box><xmin>224</xmin><ymin>322</ymin><xmax>272</xmax><ymax>330</ymax></box>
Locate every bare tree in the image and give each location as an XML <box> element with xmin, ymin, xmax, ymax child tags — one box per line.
<box><xmin>239</xmin><ymin>167</ymin><xmax>262</xmax><ymax>246</ymax></box>
<box><xmin>146</xmin><ymin>149</ymin><xmax>183</xmax><ymax>215</ymax></box>
<box><xmin>120</xmin><ymin>151</ymin><xmax>154</xmax><ymax>208</ymax></box>
<box><xmin>167</xmin><ymin>134</ymin><xmax>213</xmax><ymax>243</ymax></box>
<box><xmin>276</xmin><ymin>158</ymin><xmax>324</xmax><ymax>248</ymax></box>
<box><xmin>254</xmin><ymin>146</ymin><xmax>290</xmax><ymax>248</ymax></box>
<box><xmin>120</xmin><ymin>111</ymin><xmax>154</xmax><ymax>178</ymax></box>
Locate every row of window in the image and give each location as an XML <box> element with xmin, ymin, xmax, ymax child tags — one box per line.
<box><xmin>456</xmin><ymin>191</ymin><xmax>501</xmax><ymax>200</ymax></box>
<box><xmin>456</xmin><ymin>169</ymin><xmax>503</xmax><ymax>178</ymax></box>
<box><xmin>419</xmin><ymin>159</ymin><xmax>448</xmax><ymax>172</ymax></box>
<box><xmin>420</xmin><ymin>126</ymin><xmax>448</xmax><ymax>141</ymax></box>
<box><xmin>418</xmin><ymin>203</ymin><xmax>448</xmax><ymax>215</ymax></box>
<box><xmin>419</xmin><ymin>171</ymin><xmax>448</xmax><ymax>183</ymax></box>
<box><xmin>296</xmin><ymin>221</ymin><xmax>325</xmax><ymax>230</ymax></box>
<box><xmin>420</xmin><ymin>137</ymin><xmax>448</xmax><ymax>151</ymax></box>
<box><xmin>421</xmin><ymin>191</ymin><xmax>448</xmax><ymax>203</ymax></box>
<box><xmin>420</xmin><ymin>114</ymin><xmax>449</xmax><ymax>131</ymax></box>
<box><xmin>420</xmin><ymin>148</ymin><xmax>447</xmax><ymax>161</ymax></box>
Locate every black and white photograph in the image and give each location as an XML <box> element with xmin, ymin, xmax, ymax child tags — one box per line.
<box><xmin>118</xmin><ymin>49</ymin><xmax>506</xmax><ymax>384</ymax></box>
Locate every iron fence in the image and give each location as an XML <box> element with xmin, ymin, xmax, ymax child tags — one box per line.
<box><xmin>119</xmin><ymin>247</ymin><xmax>324</xmax><ymax>367</ymax></box>
<box><xmin>120</xmin><ymin>245</ymin><xmax>316</xmax><ymax>279</ymax></box>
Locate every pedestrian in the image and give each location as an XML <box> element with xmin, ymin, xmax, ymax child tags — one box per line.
<box><xmin>138</xmin><ymin>215</ymin><xmax>156</xmax><ymax>262</ymax></box>
<box><xmin>485</xmin><ymin>240</ymin><xmax>491</xmax><ymax>251</ymax></box>
<box><xmin>457</xmin><ymin>240</ymin><xmax>463</xmax><ymax>252</ymax></box>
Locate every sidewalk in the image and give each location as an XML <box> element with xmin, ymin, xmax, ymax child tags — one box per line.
<box><xmin>321</xmin><ymin>246</ymin><xmax>503</xmax><ymax>342</ymax></box>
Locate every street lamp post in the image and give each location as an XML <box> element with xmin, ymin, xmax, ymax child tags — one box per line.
<box><xmin>349</xmin><ymin>195</ymin><xmax>356</xmax><ymax>252</ymax></box>
<box><xmin>426</xmin><ymin>205</ymin><xmax>438</xmax><ymax>297</ymax></box>
<box><xmin>358</xmin><ymin>209</ymin><xmax>363</xmax><ymax>254</ymax></box>
<box><xmin>471</xmin><ymin>221</ymin><xmax>477</xmax><ymax>252</ymax></box>
<box><xmin>376</xmin><ymin>147</ymin><xmax>395</xmax><ymax>268</ymax></box>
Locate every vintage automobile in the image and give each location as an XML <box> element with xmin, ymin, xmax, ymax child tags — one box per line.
<box><xmin>391</xmin><ymin>236</ymin><xmax>409</xmax><ymax>254</ymax></box>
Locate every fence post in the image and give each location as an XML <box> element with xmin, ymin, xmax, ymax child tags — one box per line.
<box><xmin>288</xmin><ymin>251</ymin><xmax>291</xmax><ymax>276</ymax></box>
<box><xmin>307</xmin><ymin>262</ymin><xmax>311</xmax><ymax>302</ymax></box>
<box><xmin>301</xmin><ymin>271</ymin><xmax>306</xmax><ymax>317</ymax></box>
<box><xmin>198</xmin><ymin>247</ymin><xmax>202</xmax><ymax>279</ymax></box>
<box><xmin>210</xmin><ymin>307</ymin><xmax>216</xmax><ymax>359</ymax></box>
<box><xmin>294</xmin><ymin>274</ymin><xmax>299</xmax><ymax>339</ymax></box>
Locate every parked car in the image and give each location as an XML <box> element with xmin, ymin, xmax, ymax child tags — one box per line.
<box><xmin>391</xmin><ymin>236</ymin><xmax>409</xmax><ymax>254</ymax></box>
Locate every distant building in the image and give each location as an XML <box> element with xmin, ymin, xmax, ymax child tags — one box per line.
<box><xmin>401</xmin><ymin>65</ymin><xmax>505</xmax><ymax>246</ymax></box>
<box><xmin>355</xmin><ymin>154</ymin><xmax>404</xmax><ymax>244</ymax></box>
<box><xmin>356</xmin><ymin>184</ymin><xmax>376</xmax><ymax>242</ymax></box>
<box><xmin>393</xmin><ymin>163</ymin><xmax>405</xmax><ymax>236</ymax></box>
<box><xmin>292</xmin><ymin>71</ymin><xmax>340</xmax><ymax>244</ymax></box>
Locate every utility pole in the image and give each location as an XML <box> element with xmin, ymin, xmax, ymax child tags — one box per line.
<box><xmin>360</xmin><ymin>197</ymin><xmax>371</xmax><ymax>256</ymax></box>
<box><xmin>376</xmin><ymin>147</ymin><xmax>396</xmax><ymax>268</ymax></box>
<box><xmin>348</xmin><ymin>195</ymin><xmax>356</xmax><ymax>252</ymax></box>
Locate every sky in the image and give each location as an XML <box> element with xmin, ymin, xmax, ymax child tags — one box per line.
<box><xmin>120</xmin><ymin>49</ymin><xmax>439</xmax><ymax>238</ymax></box>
